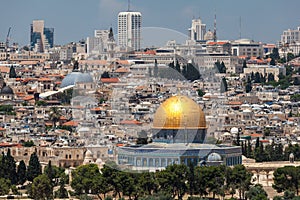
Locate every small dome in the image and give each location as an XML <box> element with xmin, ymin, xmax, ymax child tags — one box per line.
<box><xmin>85</xmin><ymin>150</ymin><xmax>93</xmax><ymax>159</ymax></box>
<box><xmin>204</xmin><ymin>31</ymin><xmax>214</xmax><ymax>40</ymax></box>
<box><xmin>60</xmin><ymin>71</ymin><xmax>93</xmax><ymax>88</ymax></box>
<box><xmin>207</xmin><ymin>153</ymin><xmax>222</xmax><ymax>162</ymax></box>
<box><xmin>1</xmin><ymin>85</ymin><xmax>14</xmax><ymax>95</ymax></box>
<box><xmin>96</xmin><ymin>158</ymin><xmax>103</xmax><ymax>164</ymax></box>
<box><xmin>230</xmin><ymin>127</ymin><xmax>239</xmax><ymax>134</ymax></box>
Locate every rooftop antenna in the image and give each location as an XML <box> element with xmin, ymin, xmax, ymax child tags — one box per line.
<box><xmin>239</xmin><ymin>16</ymin><xmax>242</xmax><ymax>39</ymax></box>
<box><xmin>128</xmin><ymin>0</ymin><xmax>130</xmax><ymax>11</ymax></box>
<box><xmin>213</xmin><ymin>9</ymin><xmax>217</xmax><ymax>42</ymax></box>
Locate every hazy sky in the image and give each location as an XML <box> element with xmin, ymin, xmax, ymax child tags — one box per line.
<box><xmin>0</xmin><ymin>0</ymin><xmax>299</xmax><ymax>47</ymax></box>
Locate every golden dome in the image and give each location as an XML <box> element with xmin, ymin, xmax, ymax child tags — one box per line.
<box><xmin>153</xmin><ymin>95</ymin><xmax>206</xmax><ymax>129</ymax></box>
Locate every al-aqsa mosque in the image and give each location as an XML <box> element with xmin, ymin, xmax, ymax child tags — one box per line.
<box><xmin>118</xmin><ymin>95</ymin><xmax>242</xmax><ymax>171</ymax></box>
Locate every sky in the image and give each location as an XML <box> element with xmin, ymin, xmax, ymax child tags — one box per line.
<box><xmin>0</xmin><ymin>0</ymin><xmax>299</xmax><ymax>47</ymax></box>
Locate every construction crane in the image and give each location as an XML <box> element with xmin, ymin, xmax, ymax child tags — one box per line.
<box><xmin>6</xmin><ymin>27</ymin><xmax>11</xmax><ymax>49</ymax></box>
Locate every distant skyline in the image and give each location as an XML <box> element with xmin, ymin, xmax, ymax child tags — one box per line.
<box><xmin>0</xmin><ymin>0</ymin><xmax>299</xmax><ymax>47</ymax></box>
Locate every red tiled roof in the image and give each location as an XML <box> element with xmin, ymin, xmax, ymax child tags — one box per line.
<box><xmin>228</xmin><ymin>101</ymin><xmax>242</xmax><ymax>105</ymax></box>
<box><xmin>0</xmin><ymin>66</ymin><xmax>10</xmax><ymax>73</ymax></box>
<box><xmin>38</xmin><ymin>77</ymin><xmax>52</xmax><ymax>82</ymax></box>
<box><xmin>62</xmin><ymin>121</ymin><xmax>79</xmax><ymax>127</ymax></box>
<box><xmin>101</xmin><ymin>78</ymin><xmax>120</xmax><ymax>83</ymax></box>
<box><xmin>90</xmin><ymin>107</ymin><xmax>105</xmax><ymax>111</ymax></box>
<box><xmin>120</xmin><ymin>120</ymin><xmax>142</xmax><ymax>125</ymax></box>
<box><xmin>250</xmin><ymin>133</ymin><xmax>263</xmax><ymax>138</ymax></box>
<box><xmin>23</xmin><ymin>95</ymin><xmax>34</xmax><ymax>101</ymax></box>
<box><xmin>115</xmin><ymin>67</ymin><xmax>130</xmax><ymax>73</ymax></box>
<box><xmin>60</xmin><ymin>116</ymin><xmax>67</xmax><ymax>120</ymax></box>
<box><xmin>207</xmin><ymin>41</ymin><xmax>228</xmax><ymax>45</ymax></box>
<box><xmin>19</xmin><ymin>61</ymin><xmax>39</xmax><ymax>65</ymax></box>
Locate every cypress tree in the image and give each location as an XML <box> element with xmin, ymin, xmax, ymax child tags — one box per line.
<box><xmin>9</xmin><ymin>65</ymin><xmax>17</xmax><ymax>78</ymax></box>
<box><xmin>6</xmin><ymin>149</ymin><xmax>17</xmax><ymax>184</ymax></box>
<box><xmin>27</xmin><ymin>152</ymin><xmax>42</xmax><ymax>181</ymax></box>
<box><xmin>17</xmin><ymin>160</ymin><xmax>27</xmax><ymax>184</ymax></box>
<box><xmin>45</xmin><ymin>160</ymin><xmax>54</xmax><ymax>184</ymax></box>
<box><xmin>247</xmin><ymin>139</ymin><xmax>252</xmax><ymax>158</ymax></box>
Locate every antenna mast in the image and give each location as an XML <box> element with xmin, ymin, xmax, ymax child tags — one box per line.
<box><xmin>213</xmin><ymin>9</ymin><xmax>217</xmax><ymax>42</ymax></box>
<box><xmin>239</xmin><ymin>16</ymin><xmax>242</xmax><ymax>39</ymax></box>
<box><xmin>128</xmin><ymin>0</ymin><xmax>130</xmax><ymax>11</ymax></box>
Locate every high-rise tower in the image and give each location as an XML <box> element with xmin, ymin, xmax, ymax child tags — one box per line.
<box><xmin>30</xmin><ymin>20</ymin><xmax>54</xmax><ymax>52</ymax></box>
<box><xmin>118</xmin><ymin>11</ymin><xmax>142</xmax><ymax>51</ymax></box>
<box><xmin>189</xmin><ymin>18</ymin><xmax>206</xmax><ymax>41</ymax></box>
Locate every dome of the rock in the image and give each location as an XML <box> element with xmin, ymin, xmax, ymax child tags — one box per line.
<box><xmin>153</xmin><ymin>95</ymin><xmax>206</xmax><ymax>129</ymax></box>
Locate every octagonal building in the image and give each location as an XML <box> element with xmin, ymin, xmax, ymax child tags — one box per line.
<box><xmin>118</xmin><ymin>95</ymin><xmax>242</xmax><ymax>171</ymax></box>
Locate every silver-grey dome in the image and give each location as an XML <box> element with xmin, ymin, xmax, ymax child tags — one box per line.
<box><xmin>207</xmin><ymin>152</ymin><xmax>222</xmax><ymax>162</ymax></box>
<box><xmin>60</xmin><ymin>72</ymin><xmax>93</xmax><ymax>88</ymax></box>
<box><xmin>1</xmin><ymin>85</ymin><xmax>14</xmax><ymax>95</ymax></box>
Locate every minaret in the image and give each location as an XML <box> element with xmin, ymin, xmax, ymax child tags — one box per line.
<box><xmin>213</xmin><ymin>11</ymin><xmax>217</xmax><ymax>42</ymax></box>
<box><xmin>107</xmin><ymin>27</ymin><xmax>116</xmax><ymax>61</ymax></box>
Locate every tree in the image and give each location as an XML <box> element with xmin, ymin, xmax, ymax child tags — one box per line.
<box><xmin>220</xmin><ymin>77</ymin><xmax>228</xmax><ymax>93</ymax></box>
<box><xmin>206</xmin><ymin>165</ymin><xmax>226</xmax><ymax>199</ymax></box>
<box><xmin>197</xmin><ymin>89</ymin><xmax>206</xmax><ymax>97</ymax></box>
<box><xmin>287</xmin><ymin>53</ymin><xmax>295</xmax><ymax>62</ymax></box>
<box><xmin>156</xmin><ymin>164</ymin><xmax>188</xmax><ymax>200</ymax></box>
<box><xmin>137</xmin><ymin>172</ymin><xmax>158</xmax><ymax>197</ymax></box>
<box><xmin>270</xmin><ymin>48</ymin><xmax>280</xmax><ymax>61</ymax></box>
<box><xmin>215</xmin><ymin>61</ymin><xmax>226</xmax><ymax>73</ymax></box>
<box><xmin>254</xmin><ymin>72</ymin><xmax>261</xmax><ymax>83</ymax></box>
<box><xmin>49</xmin><ymin>107</ymin><xmax>62</xmax><ymax>129</ymax></box>
<box><xmin>182</xmin><ymin>63</ymin><xmax>201</xmax><ymax>81</ymax></box>
<box><xmin>0</xmin><ymin>178</ymin><xmax>11</xmax><ymax>195</ymax></box>
<box><xmin>45</xmin><ymin>160</ymin><xmax>55</xmax><ymax>184</ymax></box>
<box><xmin>0</xmin><ymin>149</ymin><xmax>17</xmax><ymax>184</ymax></box>
<box><xmin>92</xmin><ymin>173</ymin><xmax>112</xmax><ymax>199</ymax></box>
<box><xmin>154</xmin><ymin>59</ymin><xmax>158</xmax><ymax>77</ymax></box>
<box><xmin>194</xmin><ymin>166</ymin><xmax>209</xmax><ymax>197</ymax></box>
<box><xmin>27</xmin><ymin>152</ymin><xmax>42</xmax><ymax>182</ymax></box>
<box><xmin>245</xmin><ymin>184</ymin><xmax>268</xmax><ymax>200</ymax></box>
<box><xmin>268</xmin><ymin>73</ymin><xmax>275</xmax><ymax>82</ymax></box>
<box><xmin>101</xmin><ymin>71</ymin><xmax>110</xmax><ymax>78</ymax></box>
<box><xmin>246</xmin><ymin>139</ymin><xmax>253</xmax><ymax>158</ymax></box>
<box><xmin>28</xmin><ymin>174</ymin><xmax>53</xmax><ymax>200</ymax></box>
<box><xmin>270</xmin><ymin>58</ymin><xmax>276</xmax><ymax>66</ymax></box>
<box><xmin>101</xmin><ymin>163</ymin><xmax>122</xmax><ymax>198</ymax></box>
<box><xmin>71</xmin><ymin>164</ymin><xmax>103</xmax><ymax>196</ymax></box>
<box><xmin>175</xmin><ymin>60</ymin><xmax>181</xmax><ymax>73</ymax></box>
<box><xmin>9</xmin><ymin>65</ymin><xmax>17</xmax><ymax>78</ymax></box>
<box><xmin>118</xmin><ymin>172</ymin><xmax>136</xmax><ymax>200</ymax></box>
<box><xmin>17</xmin><ymin>160</ymin><xmax>27</xmax><ymax>184</ymax></box>
<box><xmin>187</xmin><ymin>162</ymin><xmax>196</xmax><ymax>196</ymax></box>
<box><xmin>242</xmin><ymin>59</ymin><xmax>247</xmax><ymax>69</ymax></box>
<box><xmin>245</xmin><ymin>76</ymin><xmax>252</xmax><ymax>93</ymax></box>
<box><xmin>230</xmin><ymin>165</ymin><xmax>253</xmax><ymax>200</ymax></box>
<box><xmin>55</xmin><ymin>179</ymin><xmax>69</xmax><ymax>199</ymax></box>
<box><xmin>273</xmin><ymin>166</ymin><xmax>300</xmax><ymax>195</ymax></box>
<box><xmin>221</xmin><ymin>61</ymin><xmax>227</xmax><ymax>73</ymax></box>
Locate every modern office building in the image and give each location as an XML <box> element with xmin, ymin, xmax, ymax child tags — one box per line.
<box><xmin>281</xmin><ymin>26</ymin><xmax>300</xmax><ymax>44</ymax></box>
<box><xmin>189</xmin><ymin>18</ymin><xmax>206</xmax><ymax>41</ymax></box>
<box><xmin>118</xmin><ymin>11</ymin><xmax>142</xmax><ymax>51</ymax></box>
<box><xmin>231</xmin><ymin>39</ymin><xmax>263</xmax><ymax>58</ymax></box>
<box><xmin>30</xmin><ymin>20</ymin><xmax>54</xmax><ymax>52</ymax></box>
<box><xmin>87</xmin><ymin>30</ymin><xmax>110</xmax><ymax>55</ymax></box>
<box><xmin>118</xmin><ymin>95</ymin><xmax>242</xmax><ymax>171</ymax></box>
